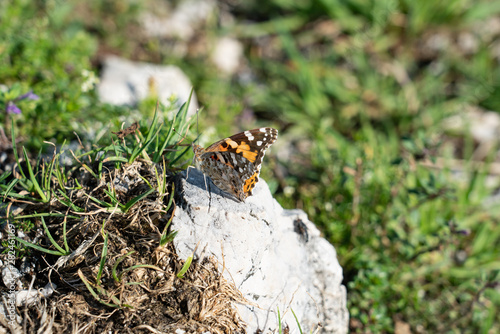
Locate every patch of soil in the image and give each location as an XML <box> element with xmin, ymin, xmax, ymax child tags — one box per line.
<box><xmin>1</xmin><ymin>160</ymin><xmax>247</xmax><ymax>333</ymax></box>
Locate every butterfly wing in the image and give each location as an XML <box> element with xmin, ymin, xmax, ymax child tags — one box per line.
<box><xmin>205</xmin><ymin>128</ymin><xmax>278</xmax><ymax>173</ymax></box>
<box><xmin>195</xmin><ymin>128</ymin><xmax>278</xmax><ymax>201</ymax></box>
<box><xmin>198</xmin><ymin>151</ymin><xmax>255</xmax><ymax>201</ymax></box>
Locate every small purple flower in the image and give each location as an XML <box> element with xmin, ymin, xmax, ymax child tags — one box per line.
<box><xmin>16</xmin><ymin>90</ymin><xmax>39</xmax><ymax>101</ymax></box>
<box><xmin>4</xmin><ymin>90</ymin><xmax>39</xmax><ymax>115</ymax></box>
<box><xmin>456</xmin><ymin>229</ymin><xmax>471</xmax><ymax>236</ymax></box>
<box><xmin>6</xmin><ymin>101</ymin><xmax>22</xmax><ymax>114</ymax></box>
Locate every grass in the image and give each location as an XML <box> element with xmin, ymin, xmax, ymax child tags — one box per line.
<box><xmin>1</xmin><ymin>97</ymin><xmax>251</xmax><ymax>331</ymax></box>
<box><xmin>1</xmin><ymin>0</ymin><xmax>500</xmax><ymax>333</ymax></box>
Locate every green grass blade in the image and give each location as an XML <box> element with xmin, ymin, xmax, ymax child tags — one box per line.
<box><xmin>57</xmin><ymin>190</ymin><xmax>85</xmax><ymax>212</ymax></box>
<box><xmin>52</xmin><ymin>165</ymin><xmax>67</xmax><ymax>192</ymax></box>
<box><xmin>77</xmin><ymin>270</ymin><xmax>121</xmax><ymax>308</ymax></box>
<box><xmin>82</xmin><ymin>163</ymin><xmax>99</xmax><ymax>179</ymax></box>
<box><xmin>122</xmin><ymin>187</ymin><xmax>155</xmax><ymax>213</ymax></box>
<box><xmin>23</xmin><ymin>147</ymin><xmax>48</xmax><ymax>202</ymax></box>
<box><xmin>128</xmin><ymin>111</ymin><xmax>161</xmax><ymax>163</ymax></box>
<box><xmin>160</xmin><ymin>230</ymin><xmax>177</xmax><ymax>246</ymax></box>
<box><xmin>160</xmin><ymin>187</ymin><xmax>176</xmax><ymax>246</ymax></box>
<box><xmin>62</xmin><ymin>216</ymin><xmax>70</xmax><ymax>253</ymax></box>
<box><xmin>164</xmin><ymin>183</ymin><xmax>174</xmax><ymax>212</ymax></box>
<box><xmin>84</xmin><ymin>192</ymin><xmax>113</xmax><ymax>208</ymax></box>
<box><xmin>137</xmin><ymin>174</ymin><xmax>153</xmax><ymax>189</ymax></box>
<box><xmin>97</xmin><ymin>229</ymin><xmax>109</xmax><ymax>285</ymax></box>
<box><xmin>153</xmin><ymin>91</ymin><xmax>191</xmax><ymax>162</ymax></box>
<box><xmin>157</xmin><ymin>159</ymin><xmax>167</xmax><ymax>195</ymax></box>
<box><xmin>1</xmin><ymin>177</ymin><xmax>18</xmax><ymax>199</ymax></box>
<box><xmin>14</xmin><ymin>213</ymin><xmax>79</xmax><ymax>220</ymax></box>
<box><xmin>175</xmin><ymin>89</ymin><xmax>192</xmax><ymax>132</ymax></box>
<box><xmin>153</xmin><ymin>118</ymin><xmax>175</xmax><ymax>163</ymax></box>
<box><xmin>13</xmin><ymin>236</ymin><xmax>66</xmax><ymax>255</ymax></box>
<box><xmin>40</xmin><ymin>216</ymin><xmax>68</xmax><ymax>254</ymax></box>
<box><xmin>0</xmin><ymin>189</ymin><xmax>43</xmax><ymax>202</ymax></box>
<box><xmin>0</xmin><ymin>170</ymin><xmax>11</xmax><ymax>182</ymax></box>
<box><xmin>290</xmin><ymin>309</ymin><xmax>303</xmax><ymax>334</ymax></box>
<box><xmin>103</xmin><ymin>188</ymin><xmax>124</xmax><ymax>210</ymax></box>
<box><xmin>277</xmin><ymin>307</ymin><xmax>282</xmax><ymax>333</ymax></box>
<box><xmin>43</xmin><ymin>154</ymin><xmax>57</xmax><ymax>190</ymax></box>
<box><xmin>176</xmin><ymin>253</ymin><xmax>193</xmax><ymax>279</ymax></box>
<box><xmin>11</xmin><ymin>119</ymin><xmax>27</xmax><ymax>179</ymax></box>
<box><xmin>169</xmin><ymin>144</ymin><xmax>192</xmax><ymax>167</ymax></box>
<box><xmin>112</xmin><ymin>251</ymin><xmax>136</xmax><ymax>282</ymax></box>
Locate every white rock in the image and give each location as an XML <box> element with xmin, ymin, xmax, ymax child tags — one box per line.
<box><xmin>211</xmin><ymin>37</ymin><xmax>244</xmax><ymax>74</ymax></box>
<box><xmin>15</xmin><ymin>283</ymin><xmax>57</xmax><ymax>307</ymax></box>
<box><xmin>141</xmin><ymin>0</ymin><xmax>216</xmax><ymax>40</ymax></box>
<box><xmin>444</xmin><ymin>107</ymin><xmax>500</xmax><ymax>143</ymax></box>
<box><xmin>458</xmin><ymin>32</ymin><xmax>478</xmax><ymax>55</ymax></box>
<box><xmin>172</xmin><ymin>169</ymin><xmax>349</xmax><ymax>334</ymax></box>
<box><xmin>2</xmin><ymin>264</ymin><xmax>22</xmax><ymax>289</ymax></box>
<box><xmin>98</xmin><ymin>55</ymin><xmax>198</xmax><ymax>117</ymax></box>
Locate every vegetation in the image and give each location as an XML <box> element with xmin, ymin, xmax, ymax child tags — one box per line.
<box><xmin>1</xmin><ymin>0</ymin><xmax>500</xmax><ymax>332</ymax></box>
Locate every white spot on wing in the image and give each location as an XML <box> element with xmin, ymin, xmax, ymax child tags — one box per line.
<box><xmin>244</xmin><ymin>131</ymin><xmax>255</xmax><ymax>141</ymax></box>
<box><xmin>260</xmin><ymin>127</ymin><xmax>267</xmax><ymax>132</ymax></box>
<box><xmin>256</xmin><ymin>141</ymin><xmax>262</xmax><ymax>146</ymax></box>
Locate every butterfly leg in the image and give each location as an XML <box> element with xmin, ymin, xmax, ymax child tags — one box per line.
<box><xmin>202</xmin><ymin>173</ymin><xmax>213</xmax><ymax>212</ymax></box>
<box><xmin>185</xmin><ymin>165</ymin><xmax>196</xmax><ymax>182</ymax></box>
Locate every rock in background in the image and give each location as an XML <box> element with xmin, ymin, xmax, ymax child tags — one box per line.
<box><xmin>173</xmin><ymin>168</ymin><xmax>349</xmax><ymax>334</ymax></box>
<box><xmin>98</xmin><ymin>55</ymin><xmax>198</xmax><ymax>117</ymax></box>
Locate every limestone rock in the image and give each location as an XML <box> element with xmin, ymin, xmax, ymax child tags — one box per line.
<box><xmin>98</xmin><ymin>55</ymin><xmax>198</xmax><ymax>117</ymax></box>
<box><xmin>141</xmin><ymin>0</ymin><xmax>216</xmax><ymax>40</ymax></box>
<box><xmin>172</xmin><ymin>169</ymin><xmax>349</xmax><ymax>333</ymax></box>
<box><xmin>211</xmin><ymin>37</ymin><xmax>244</xmax><ymax>75</ymax></box>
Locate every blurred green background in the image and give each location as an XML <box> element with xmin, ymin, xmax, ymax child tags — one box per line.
<box><xmin>2</xmin><ymin>0</ymin><xmax>500</xmax><ymax>332</ymax></box>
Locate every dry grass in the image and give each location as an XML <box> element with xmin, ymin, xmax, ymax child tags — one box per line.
<box><xmin>2</xmin><ymin>160</ymin><xmax>248</xmax><ymax>333</ymax></box>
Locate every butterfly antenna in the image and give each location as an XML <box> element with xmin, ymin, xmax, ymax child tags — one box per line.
<box><xmin>172</xmin><ymin>126</ymin><xmax>189</xmax><ymax>145</ymax></box>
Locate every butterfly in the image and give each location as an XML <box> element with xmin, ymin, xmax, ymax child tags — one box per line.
<box><xmin>192</xmin><ymin>128</ymin><xmax>278</xmax><ymax>202</ymax></box>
